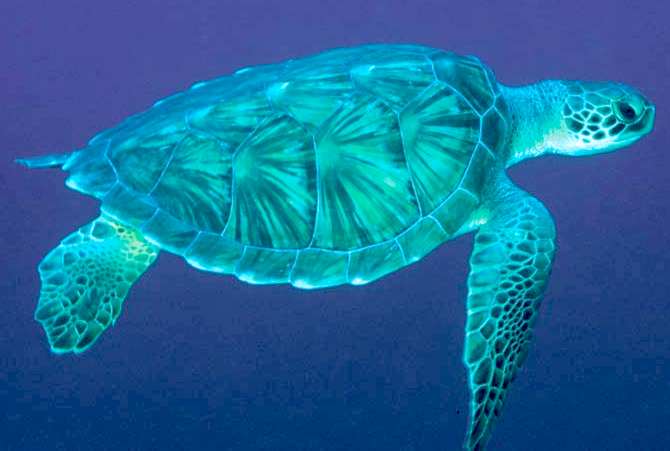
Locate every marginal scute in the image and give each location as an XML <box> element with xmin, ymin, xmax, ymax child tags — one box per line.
<box><xmin>348</xmin><ymin>240</ymin><xmax>405</xmax><ymax>285</ymax></box>
<box><xmin>289</xmin><ymin>249</ymin><xmax>348</xmax><ymax>289</ymax></box>
<box><xmin>140</xmin><ymin>209</ymin><xmax>198</xmax><ymax>254</ymax></box>
<box><xmin>350</xmin><ymin>53</ymin><xmax>435</xmax><ymax>110</ymax></box>
<box><xmin>396</xmin><ymin>217</ymin><xmax>448</xmax><ymax>263</ymax></box>
<box><xmin>399</xmin><ymin>82</ymin><xmax>480</xmax><ymax>213</ymax></box>
<box><xmin>235</xmin><ymin>247</ymin><xmax>297</xmax><ymax>284</ymax></box>
<box><xmin>64</xmin><ymin>142</ymin><xmax>116</xmax><ymax>197</ymax></box>
<box><xmin>151</xmin><ymin>133</ymin><xmax>232</xmax><ymax>233</ymax></box>
<box><xmin>88</xmin><ymin>96</ymin><xmax>191</xmax><ymax>148</ymax></box>
<box><xmin>224</xmin><ymin>113</ymin><xmax>316</xmax><ymax>248</ymax></box>
<box><xmin>432</xmin><ymin>189</ymin><xmax>479</xmax><ymax>235</ymax></box>
<box><xmin>296</xmin><ymin>45</ymin><xmax>391</xmax><ymax>68</ymax></box>
<box><xmin>461</xmin><ymin>144</ymin><xmax>496</xmax><ymax>195</ymax></box>
<box><xmin>183</xmin><ymin>233</ymin><xmax>243</xmax><ymax>274</ymax></box>
<box><xmin>431</xmin><ymin>52</ymin><xmax>496</xmax><ymax>114</ymax></box>
<box><xmin>481</xmin><ymin>108</ymin><xmax>506</xmax><ymax>151</ymax></box>
<box><xmin>313</xmin><ymin>95</ymin><xmax>419</xmax><ymax>250</ymax></box>
<box><xmin>101</xmin><ymin>183</ymin><xmax>156</xmax><ymax>227</ymax></box>
<box><xmin>494</xmin><ymin>96</ymin><xmax>509</xmax><ymax>147</ymax></box>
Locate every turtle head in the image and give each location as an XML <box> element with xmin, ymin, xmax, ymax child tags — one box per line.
<box><xmin>503</xmin><ymin>80</ymin><xmax>654</xmax><ymax>165</ymax></box>
<box><xmin>556</xmin><ymin>81</ymin><xmax>655</xmax><ymax>156</ymax></box>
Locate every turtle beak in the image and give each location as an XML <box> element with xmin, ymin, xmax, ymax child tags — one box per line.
<box><xmin>631</xmin><ymin>103</ymin><xmax>655</xmax><ymax>136</ymax></box>
<box><xmin>646</xmin><ymin>103</ymin><xmax>656</xmax><ymax>133</ymax></box>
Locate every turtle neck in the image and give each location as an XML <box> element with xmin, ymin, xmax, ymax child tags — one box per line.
<box><xmin>500</xmin><ymin>81</ymin><xmax>568</xmax><ymax>166</ymax></box>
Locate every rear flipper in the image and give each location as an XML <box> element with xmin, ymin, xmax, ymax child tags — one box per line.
<box><xmin>15</xmin><ymin>152</ymin><xmax>71</xmax><ymax>169</ymax></box>
<box><xmin>34</xmin><ymin>215</ymin><xmax>158</xmax><ymax>354</ymax></box>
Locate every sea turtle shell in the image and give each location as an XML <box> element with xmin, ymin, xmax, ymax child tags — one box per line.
<box><xmin>62</xmin><ymin>44</ymin><xmax>508</xmax><ymax>288</ymax></box>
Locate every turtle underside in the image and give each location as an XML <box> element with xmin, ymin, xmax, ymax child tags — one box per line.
<box><xmin>62</xmin><ymin>44</ymin><xmax>508</xmax><ymax>288</ymax></box>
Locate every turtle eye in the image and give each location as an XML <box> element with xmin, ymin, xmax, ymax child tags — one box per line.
<box><xmin>614</xmin><ymin>100</ymin><xmax>638</xmax><ymax>123</ymax></box>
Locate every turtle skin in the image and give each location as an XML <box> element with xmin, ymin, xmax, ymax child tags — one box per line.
<box><xmin>62</xmin><ymin>44</ymin><xmax>508</xmax><ymax>288</ymax></box>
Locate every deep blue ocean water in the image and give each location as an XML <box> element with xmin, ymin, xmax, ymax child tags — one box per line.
<box><xmin>1</xmin><ymin>1</ymin><xmax>668</xmax><ymax>450</ymax></box>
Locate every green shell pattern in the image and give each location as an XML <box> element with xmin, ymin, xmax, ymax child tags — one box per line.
<box><xmin>62</xmin><ymin>45</ymin><xmax>508</xmax><ymax>288</ymax></box>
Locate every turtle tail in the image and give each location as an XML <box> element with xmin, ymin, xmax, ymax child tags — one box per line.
<box><xmin>15</xmin><ymin>152</ymin><xmax>72</xmax><ymax>169</ymax></box>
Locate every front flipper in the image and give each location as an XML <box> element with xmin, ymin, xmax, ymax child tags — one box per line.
<box><xmin>34</xmin><ymin>215</ymin><xmax>159</xmax><ymax>354</ymax></box>
<box><xmin>463</xmin><ymin>179</ymin><xmax>556</xmax><ymax>450</ymax></box>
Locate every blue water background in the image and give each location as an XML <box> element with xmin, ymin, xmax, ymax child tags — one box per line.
<box><xmin>1</xmin><ymin>1</ymin><xmax>668</xmax><ymax>450</ymax></box>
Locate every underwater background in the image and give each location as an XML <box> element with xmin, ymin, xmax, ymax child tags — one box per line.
<box><xmin>1</xmin><ymin>1</ymin><xmax>668</xmax><ymax>450</ymax></box>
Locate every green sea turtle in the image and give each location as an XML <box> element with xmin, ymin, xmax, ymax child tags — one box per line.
<box><xmin>18</xmin><ymin>44</ymin><xmax>654</xmax><ymax>450</ymax></box>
